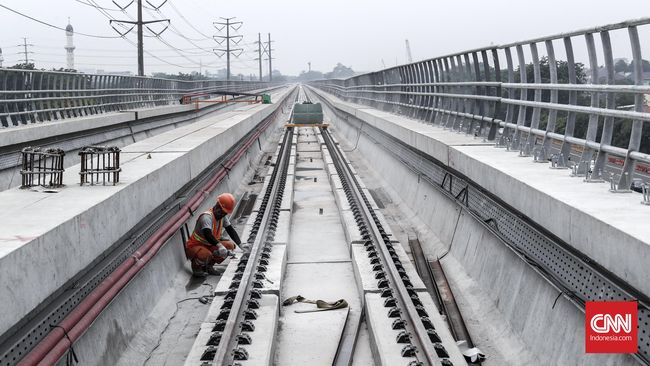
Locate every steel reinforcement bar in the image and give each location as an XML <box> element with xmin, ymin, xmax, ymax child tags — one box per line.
<box><xmin>309</xmin><ymin>17</ymin><xmax>650</xmax><ymax>191</ymax></box>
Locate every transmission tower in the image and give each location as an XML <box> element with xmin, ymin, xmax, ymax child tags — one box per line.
<box><xmin>264</xmin><ymin>33</ymin><xmax>274</xmax><ymax>81</ymax></box>
<box><xmin>213</xmin><ymin>17</ymin><xmax>243</xmax><ymax>81</ymax></box>
<box><xmin>17</xmin><ymin>38</ymin><xmax>34</xmax><ymax>65</ymax></box>
<box><xmin>109</xmin><ymin>0</ymin><xmax>170</xmax><ymax>76</ymax></box>
<box><xmin>255</xmin><ymin>33</ymin><xmax>263</xmax><ymax>81</ymax></box>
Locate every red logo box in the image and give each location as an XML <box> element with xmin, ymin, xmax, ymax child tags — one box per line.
<box><xmin>586</xmin><ymin>301</ymin><xmax>637</xmax><ymax>353</ymax></box>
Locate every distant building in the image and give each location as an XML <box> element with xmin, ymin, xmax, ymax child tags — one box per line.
<box><xmin>65</xmin><ymin>20</ymin><xmax>75</xmax><ymax>70</ymax></box>
<box><xmin>0</xmin><ymin>47</ymin><xmax>3</xmax><ymax>68</ymax></box>
<box><xmin>96</xmin><ymin>69</ymin><xmax>134</xmax><ymax>76</ymax></box>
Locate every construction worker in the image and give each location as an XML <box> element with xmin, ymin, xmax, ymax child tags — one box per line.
<box><xmin>185</xmin><ymin>193</ymin><xmax>242</xmax><ymax>276</ymax></box>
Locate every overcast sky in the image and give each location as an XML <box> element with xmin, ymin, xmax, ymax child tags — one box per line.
<box><xmin>0</xmin><ymin>0</ymin><xmax>649</xmax><ymax>77</ymax></box>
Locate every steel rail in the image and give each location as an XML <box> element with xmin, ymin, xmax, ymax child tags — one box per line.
<box><xmin>322</xmin><ymin>128</ymin><xmax>447</xmax><ymax>366</ymax></box>
<box><xmin>211</xmin><ymin>126</ymin><xmax>294</xmax><ymax>365</ymax></box>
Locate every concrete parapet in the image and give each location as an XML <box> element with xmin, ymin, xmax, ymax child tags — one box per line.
<box><xmin>0</xmin><ymin>112</ymin><xmax>136</xmax><ymax>148</ymax></box>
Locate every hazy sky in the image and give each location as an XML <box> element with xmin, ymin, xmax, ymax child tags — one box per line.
<box><xmin>0</xmin><ymin>0</ymin><xmax>649</xmax><ymax>77</ymax></box>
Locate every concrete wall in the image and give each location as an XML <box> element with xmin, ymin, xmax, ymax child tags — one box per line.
<box><xmin>309</xmin><ymin>88</ymin><xmax>637</xmax><ymax>366</ymax></box>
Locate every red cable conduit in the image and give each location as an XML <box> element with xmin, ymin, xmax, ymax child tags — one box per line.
<box><xmin>18</xmin><ymin>106</ymin><xmax>282</xmax><ymax>366</ymax></box>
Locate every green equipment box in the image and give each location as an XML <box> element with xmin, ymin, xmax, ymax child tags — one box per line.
<box><xmin>291</xmin><ymin>102</ymin><xmax>324</xmax><ymax>124</ymax></box>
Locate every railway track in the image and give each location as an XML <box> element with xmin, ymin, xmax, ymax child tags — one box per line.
<box><xmin>185</xmin><ymin>90</ymin><xmax>467</xmax><ymax>366</ymax></box>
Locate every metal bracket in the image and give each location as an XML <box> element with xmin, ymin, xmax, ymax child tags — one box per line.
<box><xmin>609</xmin><ymin>172</ymin><xmax>633</xmax><ymax>193</ymax></box>
<box><xmin>532</xmin><ymin>146</ymin><xmax>548</xmax><ymax>163</ymax></box>
<box><xmin>549</xmin><ymin>153</ymin><xmax>569</xmax><ymax>169</ymax></box>
<box><xmin>642</xmin><ymin>184</ymin><xmax>650</xmax><ymax>205</ymax></box>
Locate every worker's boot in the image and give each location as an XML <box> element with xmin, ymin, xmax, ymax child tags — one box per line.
<box><xmin>206</xmin><ymin>265</ymin><xmax>223</xmax><ymax>276</ymax></box>
<box><xmin>191</xmin><ymin>262</ymin><xmax>207</xmax><ymax>277</ymax></box>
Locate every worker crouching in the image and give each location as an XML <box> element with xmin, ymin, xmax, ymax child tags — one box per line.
<box><xmin>185</xmin><ymin>193</ymin><xmax>242</xmax><ymax>276</ymax></box>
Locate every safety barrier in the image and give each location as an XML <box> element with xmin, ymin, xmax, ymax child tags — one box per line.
<box><xmin>310</xmin><ymin>18</ymin><xmax>650</xmax><ymax>191</ymax></box>
<box><xmin>0</xmin><ymin>69</ymin><xmax>273</xmax><ymax>128</ymax></box>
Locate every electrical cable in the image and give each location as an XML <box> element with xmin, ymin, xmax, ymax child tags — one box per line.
<box><xmin>168</xmin><ymin>0</ymin><xmax>213</xmax><ymax>39</ymax></box>
<box><xmin>0</xmin><ymin>4</ymin><xmax>123</xmax><ymax>39</ymax></box>
<box><xmin>73</xmin><ymin>0</ymin><xmax>122</xmax><ymax>12</ymax></box>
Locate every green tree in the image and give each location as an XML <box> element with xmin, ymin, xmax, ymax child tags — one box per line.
<box><xmin>296</xmin><ymin>70</ymin><xmax>324</xmax><ymax>81</ymax></box>
<box><xmin>502</xmin><ymin>57</ymin><xmax>649</xmax><ymax>153</ymax></box>
<box><xmin>9</xmin><ymin>62</ymin><xmax>35</xmax><ymax>70</ymax></box>
<box><xmin>629</xmin><ymin>59</ymin><xmax>650</xmax><ymax>72</ymax></box>
<box><xmin>324</xmin><ymin>63</ymin><xmax>355</xmax><ymax>79</ymax></box>
<box><xmin>498</xmin><ymin>57</ymin><xmax>588</xmax><ymax>136</ymax></box>
<box><xmin>614</xmin><ymin>59</ymin><xmax>628</xmax><ymax>73</ymax></box>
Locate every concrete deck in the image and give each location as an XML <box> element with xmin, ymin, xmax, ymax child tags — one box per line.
<box><xmin>0</xmin><ymin>87</ymin><xmax>291</xmax><ymax>338</ymax></box>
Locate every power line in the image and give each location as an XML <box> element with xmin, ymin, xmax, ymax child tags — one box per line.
<box><xmin>73</xmin><ymin>0</ymin><xmax>122</xmax><ymax>12</ymax></box>
<box><xmin>147</xmin><ymin>7</ymin><xmax>210</xmax><ymax>42</ymax></box>
<box><xmin>167</xmin><ymin>1</ymin><xmax>213</xmax><ymax>40</ymax></box>
<box><xmin>0</xmin><ymin>4</ymin><xmax>123</xmax><ymax>39</ymax></box>
<box><xmin>144</xmin><ymin>7</ymin><xmax>216</xmax><ymax>56</ymax></box>
<box><xmin>33</xmin><ymin>44</ymin><xmax>212</xmax><ymax>53</ymax></box>
<box><xmin>34</xmin><ymin>51</ymin><xmax>214</xmax><ymax>59</ymax></box>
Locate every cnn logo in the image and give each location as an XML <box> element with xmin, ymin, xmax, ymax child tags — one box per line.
<box><xmin>590</xmin><ymin>314</ymin><xmax>632</xmax><ymax>334</ymax></box>
<box><xmin>585</xmin><ymin>301</ymin><xmax>637</xmax><ymax>353</ymax></box>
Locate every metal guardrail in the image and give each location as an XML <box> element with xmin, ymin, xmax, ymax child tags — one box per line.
<box><xmin>0</xmin><ymin>68</ymin><xmax>273</xmax><ymax>128</ymax></box>
<box><xmin>309</xmin><ymin>17</ymin><xmax>650</xmax><ymax>191</ymax></box>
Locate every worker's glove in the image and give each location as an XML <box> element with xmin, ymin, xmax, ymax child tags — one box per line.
<box><xmin>213</xmin><ymin>247</ymin><xmax>229</xmax><ymax>258</ymax></box>
<box><xmin>214</xmin><ymin>247</ymin><xmax>236</xmax><ymax>258</ymax></box>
